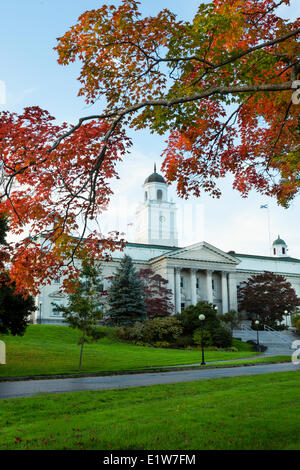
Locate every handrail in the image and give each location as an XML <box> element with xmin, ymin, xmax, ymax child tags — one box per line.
<box><xmin>234</xmin><ymin>322</ymin><xmax>292</xmax><ymax>346</ymax></box>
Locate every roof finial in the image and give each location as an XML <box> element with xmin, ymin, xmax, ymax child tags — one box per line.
<box><xmin>154</xmin><ymin>162</ymin><xmax>156</xmax><ymax>173</ymax></box>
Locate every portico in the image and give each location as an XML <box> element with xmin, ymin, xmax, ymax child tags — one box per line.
<box><xmin>149</xmin><ymin>241</ymin><xmax>239</xmax><ymax>314</ymax></box>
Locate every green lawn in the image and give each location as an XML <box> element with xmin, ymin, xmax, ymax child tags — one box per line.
<box><xmin>1</xmin><ymin>372</ymin><xmax>300</xmax><ymax>450</ymax></box>
<box><xmin>0</xmin><ymin>325</ymin><xmax>260</xmax><ymax>378</ymax></box>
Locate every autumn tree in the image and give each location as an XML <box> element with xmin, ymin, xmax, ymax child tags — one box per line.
<box><xmin>0</xmin><ymin>0</ymin><xmax>299</xmax><ymax>294</ymax></box>
<box><xmin>138</xmin><ymin>268</ymin><xmax>174</xmax><ymax>318</ymax></box>
<box><xmin>238</xmin><ymin>270</ymin><xmax>300</xmax><ymax>328</ymax></box>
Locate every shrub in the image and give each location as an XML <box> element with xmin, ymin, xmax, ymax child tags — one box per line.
<box><xmin>212</xmin><ymin>326</ymin><xmax>232</xmax><ymax>348</ymax></box>
<box><xmin>292</xmin><ymin>313</ymin><xmax>300</xmax><ymax>328</ymax></box>
<box><xmin>177</xmin><ymin>301</ymin><xmax>220</xmax><ymax>335</ymax></box>
<box><xmin>141</xmin><ymin>316</ymin><xmax>183</xmax><ymax>343</ymax></box>
<box><xmin>114</xmin><ymin>317</ymin><xmax>183</xmax><ymax>345</ymax></box>
<box><xmin>192</xmin><ymin>328</ymin><xmax>213</xmax><ymax>347</ymax></box>
<box><xmin>172</xmin><ymin>335</ymin><xmax>194</xmax><ymax>349</ymax></box>
<box><xmin>154</xmin><ymin>341</ymin><xmax>170</xmax><ymax>348</ymax></box>
<box><xmin>296</xmin><ymin>319</ymin><xmax>300</xmax><ymax>333</ymax></box>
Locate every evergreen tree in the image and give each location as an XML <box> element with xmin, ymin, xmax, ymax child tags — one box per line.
<box><xmin>107</xmin><ymin>255</ymin><xmax>146</xmax><ymax>325</ymax></box>
<box><xmin>0</xmin><ymin>213</ymin><xmax>36</xmax><ymax>336</ymax></box>
<box><xmin>52</xmin><ymin>260</ymin><xmax>104</xmax><ymax>371</ymax></box>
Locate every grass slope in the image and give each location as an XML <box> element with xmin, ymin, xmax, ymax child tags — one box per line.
<box><xmin>0</xmin><ymin>325</ymin><xmax>258</xmax><ymax>378</ymax></box>
<box><xmin>0</xmin><ymin>372</ymin><xmax>299</xmax><ymax>450</ymax></box>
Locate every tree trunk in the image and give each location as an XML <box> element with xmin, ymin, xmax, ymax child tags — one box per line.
<box><xmin>79</xmin><ymin>329</ymin><xmax>85</xmax><ymax>372</ymax></box>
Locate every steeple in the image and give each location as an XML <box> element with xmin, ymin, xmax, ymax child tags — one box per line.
<box><xmin>135</xmin><ymin>167</ymin><xmax>178</xmax><ymax>246</ymax></box>
<box><xmin>272</xmin><ymin>235</ymin><xmax>288</xmax><ymax>257</ymax></box>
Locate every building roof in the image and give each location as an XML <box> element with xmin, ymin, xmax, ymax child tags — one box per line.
<box><xmin>144</xmin><ymin>164</ymin><xmax>166</xmax><ymax>184</ymax></box>
<box><xmin>272</xmin><ymin>235</ymin><xmax>287</xmax><ymax>246</ymax></box>
<box><xmin>231</xmin><ymin>252</ymin><xmax>300</xmax><ymax>263</ymax></box>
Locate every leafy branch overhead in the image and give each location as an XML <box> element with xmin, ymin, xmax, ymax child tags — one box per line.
<box><xmin>0</xmin><ymin>0</ymin><xmax>299</xmax><ymax>294</ymax></box>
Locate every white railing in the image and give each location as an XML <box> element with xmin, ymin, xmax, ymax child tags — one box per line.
<box><xmin>234</xmin><ymin>322</ymin><xmax>292</xmax><ymax>347</ymax></box>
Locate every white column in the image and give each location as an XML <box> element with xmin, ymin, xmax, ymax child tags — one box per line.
<box><xmin>221</xmin><ymin>272</ymin><xmax>229</xmax><ymax>314</ymax></box>
<box><xmin>175</xmin><ymin>267</ymin><xmax>181</xmax><ymax>314</ymax></box>
<box><xmin>190</xmin><ymin>269</ymin><xmax>197</xmax><ymax>306</ymax></box>
<box><xmin>205</xmin><ymin>270</ymin><xmax>213</xmax><ymax>304</ymax></box>
<box><xmin>228</xmin><ymin>272</ymin><xmax>238</xmax><ymax>311</ymax></box>
<box><xmin>166</xmin><ymin>267</ymin><xmax>176</xmax><ymax>314</ymax></box>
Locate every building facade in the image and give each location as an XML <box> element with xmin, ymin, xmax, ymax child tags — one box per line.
<box><xmin>34</xmin><ymin>168</ymin><xmax>300</xmax><ymax>324</ymax></box>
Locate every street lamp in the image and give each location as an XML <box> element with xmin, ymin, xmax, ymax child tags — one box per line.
<box><xmin>284</xmin><ymin>310</ymin><xmax>289</xmax><ymax>328</ymax></box>
<box><xmin>39</xmin><ymin>301</ymin><xmax>42</xmax><ymax>325</ymax></box>
<box><xmin>255</xmin><ymin>320</ymin><xmax>260</xmax><ymax>351</ymax></box>
<box><xmin>199</xmin><ymin>314</ymin><xmax>206</xmax><ymax>365</ymax></box>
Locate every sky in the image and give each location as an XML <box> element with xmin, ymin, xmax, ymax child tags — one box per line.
<box><xmin>0</xmin><ymin>0</ymin><xmax>300</xmax><ymax>258</ymax></box>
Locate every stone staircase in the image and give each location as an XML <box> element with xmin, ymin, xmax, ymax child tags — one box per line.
<box><xmin>232</xmin><ymin>322</ymin><xmax>298</xmax><ymax>356</ymax></box>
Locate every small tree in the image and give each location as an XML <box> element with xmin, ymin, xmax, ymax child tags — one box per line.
<box><xmin>0</xmin><ymin>214</ymin><xmax>36</xmax><ymax>336</ymax></box>
<box><xmin>238</xmin><ymin>271</ymin><xmax>300</xmax><ymax>329</ymax></box>
<box><xmin>52</xmin><ymin>260</ymin><xmax>104</xmax><ymax>371</ymax></box>
<box><xmin>107</xmin><ymin>255</ymin><xmax>146</xmax><ymax>325</ymax></box>
<box><xmin>138</xmin><ymin>268</ymin><xmax>173</xmax><ymax>318</ymax></box>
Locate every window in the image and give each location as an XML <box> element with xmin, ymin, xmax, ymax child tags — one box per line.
<box><xmin>145</xmin><ymin>191</ymin><xmax>148</xmax><ymax>201</ymax></box>
<box><xmin>273</xmin><ymin>248</ymin><xmax>276</xmax><ymax>255</ymax></box>
<box><xmin>51</xmin><ymin>303</ymin><xmax>62</xmax><ymax>317</ymax></box>
<box><xmin>180</xmin><ymin>276</ymin><xmax>184</xmax><ymax>288</ymax></box>
<box><xmin>212</xmin><ymin>279</ymin><xmax>215</xmax><ymax>290</ymax></box>
<box><xmin>196</xmin><ymin>278</ymin><xmax>199</xmax><ymax>289</ymax></box>
<box><xmin>157</xmin><ymin>189</ymin><xmax>162</xmax><ymax>200</ymax></box>
<box><xmin>181</xmin><ymin>303</ymin><xmax>185</xmax><ymax>311</ymax></box>
<box><xmin>282</xmin><ymin>247</ymin><xmax>286</xmax><ymax>254</ymax></box>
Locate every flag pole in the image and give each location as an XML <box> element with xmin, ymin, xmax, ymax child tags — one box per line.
<box><xmin>267</xmin><ymin>206</ymin><xmax>271</xmax><ymax>256</ymax></box>
<box><xmin>260</xmin><ymin>205</ymin><xmax>271</xmax><ymax>255</ymax></box>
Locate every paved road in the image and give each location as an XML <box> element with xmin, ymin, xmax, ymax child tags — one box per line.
<box><xmin>0</xmin><ymin>362</ymin><xmax>299</xmax><ymax>399</ymax></box>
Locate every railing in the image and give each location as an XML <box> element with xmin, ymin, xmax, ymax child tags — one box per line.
<box><xmin>233</xmin><ymin>322</ymin><xmax>292</xmax><ymax>347</ymax></box>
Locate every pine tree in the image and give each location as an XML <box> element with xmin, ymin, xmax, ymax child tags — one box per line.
<box><xmin>107</xmin><ymin>255</ymin><xmax>146</xmax><ymax>325</ymax></box>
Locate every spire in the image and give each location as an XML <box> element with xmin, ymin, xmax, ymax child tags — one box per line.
<box><xmin>154</xmin><ymin>163</ymin><xmax>156</xmax><ymax>173</ymax></box>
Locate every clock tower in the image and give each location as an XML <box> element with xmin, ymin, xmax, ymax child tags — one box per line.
<box><xmin>135</xmin><ymin>165</ymin><xmax>178</xmax><ymax>247</ymax></box>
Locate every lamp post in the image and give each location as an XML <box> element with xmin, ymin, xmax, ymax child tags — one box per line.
<box><xmin>199</xmin><ymin>314</ymin><xmax>206</xmax><ymax>365</ymax></box>
<box><xmin>284</xmin><ymin>310</ymin><xmax>289</xmax><ymax>328</ymax></box>
<box><xmin>39</xmin><ymin>301</ymin><xmax>42</xmax><ymax>325</ymax></box>
<box><xmin>255</xmin><ymin>320</ymin><xmax>260</xmax><ymax>351</ymax></box>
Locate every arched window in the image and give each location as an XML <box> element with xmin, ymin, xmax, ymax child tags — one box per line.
<box><xmin>145</xmin><ymin>191</ymin><xmax>148</xmax><ymax>201</ymax></box>
<box><xmin>282</xmin><ymin>247</ymin><xmax>286</xmax><ymax>254</ymax></box>
<box><xmin>157</xmin><ymin>189</ymin><xmax>162</xmax><ymax>200</ymax></box>
<box><xmin>273</xmin><ymin>248</ymin><xmax>276</xmax><ymax>255</ymax></box>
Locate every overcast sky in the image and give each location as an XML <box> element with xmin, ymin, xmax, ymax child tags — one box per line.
<box><xmin>1</xmin><ymin>0</ymin><xmax>299</xmax><ymax>257</ymax></box>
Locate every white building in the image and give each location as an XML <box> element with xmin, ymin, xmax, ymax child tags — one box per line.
<box><xmin>34</xmin><ymin>168</ymin><xmax>300</xmax><ymax>324</ymax></box>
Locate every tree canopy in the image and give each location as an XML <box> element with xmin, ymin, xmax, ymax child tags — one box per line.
<box><xmin>0</xmin><ymin>0</ymin><xmax>299</xmax><ymax>294</ymax></box>
<box><xmin>238</xmin><ymin>270</ymin><xmax>300</xmax><ymax>327</ymax></box>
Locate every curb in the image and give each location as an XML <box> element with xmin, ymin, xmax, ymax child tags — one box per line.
<box><xmin>0</xmin><ymin>360</ymin><xmax>291</xmax><ymax>382</ymax></box>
